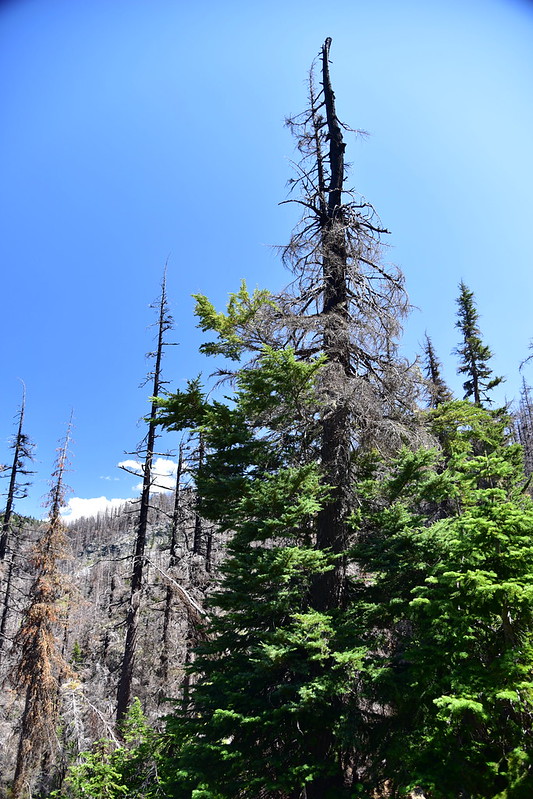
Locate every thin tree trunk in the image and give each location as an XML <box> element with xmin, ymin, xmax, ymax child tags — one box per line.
<box><xmin>116</xmin><ymin>273</ymin><xmax>172</xmax><ymax>725</ymax></box>
<box><xmin>159</xmin><ymin>444</ymin><xmax>184</xmax><ymax>691</ymax></box>
<box><xmin>1</xmin><ymin>384</ymin><xmax>29</xmax><ymax>560</ymax></box>
<box><xmin>192</xmin><ymin>435</ymin><xmax>205</xmax><ymax>555</ymax></box>
<box><xmin>0</xmin><ymin>547</ymin><xmax>16</xmax><ymax>651</ymax></box>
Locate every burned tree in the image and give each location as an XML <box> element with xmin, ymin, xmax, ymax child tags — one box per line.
<box><xmin>11</xmin><ymin>419</ymin><xmax>73</xmax><ymax>799</ymax></box>
<box><xmin>115</xmin><ymin>272</ymin><xmax>174</xmax><ymax>725</ymax></box>
<box><xmin>158</xmin><ymin>439</ymin><xmax>185</xmax><ymax>694</ymax></box>
<box><xmin>515</xmin><ymin>377</ymin><xmax>533</xmax><ymax>476</ymax></box>
<box><xmin>0</xmin><ymin>383</ymin><xmax>35</xmax><ymax>657</ymax></box>
<box><xmin>278</xmin><ymin>37</ymin><xmax>418</xmax><ymax>610</ymax></box>
<box><xmin>0</xmin><ymin>382</ymin><xmax>34</xmax><ymax>560</ymax></box>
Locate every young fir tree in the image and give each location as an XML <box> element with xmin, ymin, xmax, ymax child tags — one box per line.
<box><xmin>454</xmin><ymin>281</ymin><xmax>503</xmax><ymax>405</ymax></box>
<box><xmin>158</xmin><ymin>39</ymin><xmax>421</xmax><ymax>798</ymax></box>
<box><xmin>11</xmin><ymin>420</ymin><xmax>73</xmax><ymax>799</ymax></box>
<box><xmin>59</xmin><ymin>698</ymin><xmax>163</xmax><ymax>799</ymax></box>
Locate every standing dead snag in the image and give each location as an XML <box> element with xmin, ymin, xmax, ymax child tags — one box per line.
<box><xmin>11</xmin><ymin>418</ymin><xmax>73</xmax><ymax>799</ymax></box>
<box><xmin>159</xmin><ymin>440</ymin><xmax>185</xmax><ymax>695</ymax></box>
<box><xmin>277</xmin><ymin>39</ymin><xmax>421</xmax><ymax>796</ymax></box>
<box><xmin>0</xmin><ymin>383</ymin><xmax>35</xmax><ymax>658</ymax></box>
<box><xmin>281</xmin><ymin>39</ymin><xmax>415</xmax><ymax>614</ymax></box>
<box><xmin>116</xmin><ymin>271</ymin><xmax>174</xmax><ymax>725</ymax></box>
<box><xmin>0</xmin><ymin>381</ymin><xmax>34</xmax><ymax>560</ymax></box>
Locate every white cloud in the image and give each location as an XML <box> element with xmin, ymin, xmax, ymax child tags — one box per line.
<box><xmin>99</xmin><ymin>475</ymin><xmax>120</xmax><ymax>482</ymax></box>
<box><xmin>117</xmin><ymin>457</ymin><xmax>178</xmax><ymax>494</ymax></box>
<box><xmin>118</xmin><ymin>459</ymin><xmax>144</xmax><ymax>474</ymax></box>
<box><xmin>62</xmin><ymin>496</ymin><xmax>133</xmax><ymax>522</ymax></box>
<box><xmin>61</xmin><ymin>458</ymin><xmax>179</xmax><ymax>523</ymax></box>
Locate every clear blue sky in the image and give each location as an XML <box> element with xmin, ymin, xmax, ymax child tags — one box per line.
<box><xmin>1</xmin><ymin>0</ymin><xmax>532</xmax><ymax>519</ymax></box>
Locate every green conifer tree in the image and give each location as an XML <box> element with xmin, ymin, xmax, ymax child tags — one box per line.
<box><xmin>353</xmin><ymin>401</ymin><xmax>533</xmax><ymax>797</ymax></box>
<box><xmin>454</xmin><ymin>281</ymin><xmax>503</xmax><ymax>405</ymax></box>
<box><xmin>423</xmin><ymin>332</ymin><xmax>452</xmax><ymax>408</ymax></box>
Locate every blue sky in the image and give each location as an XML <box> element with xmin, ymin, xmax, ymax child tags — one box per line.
<box><xmin>1</xmin><ymin>0</ymin><xmax>532</xmax><ymax>519</ymax></box>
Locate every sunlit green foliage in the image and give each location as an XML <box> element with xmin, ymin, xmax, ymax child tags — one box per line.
<box><xmin>193</xmin><ymin>281</ymin><xmax>277</xmax><ymax>360</ymax></box>
<box><xmin>352</xmin><ymin>401</ymin><xmax>533</xmax><ymax>797</ymax></box>
<box><xmin>53</xmin><ymin>700</ymin><xmax>164</xmax><ymax>799</ymax></box>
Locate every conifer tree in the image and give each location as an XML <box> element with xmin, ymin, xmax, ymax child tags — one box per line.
<box><xmin>422</xmin><ymin>332</ymin><xmax>452</xmax><ymax>408</ymax></box>
<box><xmin>11</xmin><ymin>419</ymin><xmax>73</xmax><ymax>799</ymax></box>
<box><xmin>352</xmin><ymin>401</ymin><xmax>533</xmax><ymax>797</ymax></box>
<box><xmin>454</xmin><ymin>280</ymin><xmax>502</xmax><ymax>405</ymax></box>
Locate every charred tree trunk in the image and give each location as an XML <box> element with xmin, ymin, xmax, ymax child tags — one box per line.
<box><xmin>0</xmin><ymin>540</ymin><xmax>16</xmax><ymax>651</ymax></box>
<box><xmin>159</xmin><ymin>442</ymin><xmax>184</xmax><ymax>693</ymax></box>
<box><xmin>116</xmin><ymin>273</ymin><xmax>173</xmax><ymax>725</ymax></box>
<box><xmin>192</xmin><ymin>434</ymin><xmax>205</xmax><ymax>556</ymax></box>
<box><xmin>1</xmin><ymin>383</ymin><xmax>33</xmax><ymax>560</ymax></box>
<box><xmin>312</xmin><ymin>37</ymin><xmax>351</xmax><ymax>614</ymax></box>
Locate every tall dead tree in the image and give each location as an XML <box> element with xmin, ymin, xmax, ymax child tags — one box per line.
<box><xmin>191</xmin><ymin>434</ymin><xmax>205</xmax><ymax>557</ymax></box>
<box><xmin>281</xmin><ymin>38</ymin><xmax>416</xmax><ymax>613</ymax></box>
<box><xmin>279</xmin><ymin>40</ymin><xmax>422</xmax><ymax>796</ymax></box>
<box><xmin>116</xmin><ymin>272</ymin><xmax>174</xmax><ymax>725</ymax></box>
<box><xmin>11</xmin><ymin>419</ymin><xmax>73</xmax><ymax>799</ymax></box>
<box><xmin>0</xmin><ymin>382</ymin><xmax>34</xmax><ymax>560</ymax></box>
<box><xmin>515</xmin><ymin>377</ymin><xmax>533</xmax><ymax>476</ymax></box>
<box><xmin>159</xmin><ymin>440</ymin><xmax>185</xmax><ymax>694</ymax></box>
<box><xmin>0</xmin><ymin>384</ymin><xmax>35</xmax><ymax>657</ymax></box>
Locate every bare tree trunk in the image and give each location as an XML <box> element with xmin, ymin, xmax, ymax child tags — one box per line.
<box><xmin>205</xmin><ymin>523</ymin><xmax>213</xmax><ymax>573</ymax></box>
<box><xmin>192</xmin><ymin>434</ymin><xmax>205</xmax><ymax>556</ymax></box>
<box><xmin>116</xmin><ymin>272</ymin><xmax>173</xmax><ymax>725</ymax></box>
<box><xmin>0</xmin><ymin>545</ymin><xmax>16</xmax><ymax>650</ymax></box>
<box><xmin>159</xmin><ymin>443</ymin><xmax>184</xmax><ymax>691</ymax></box>
<box><xmin>312</xmin><ymin>37</ymin><xmax>351</xmax><ymax>614</ymax></box>
<box><xmin>1</xmin><ymin>383</ymin><xmax>33</xmax><ymax>560</ymax></box>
